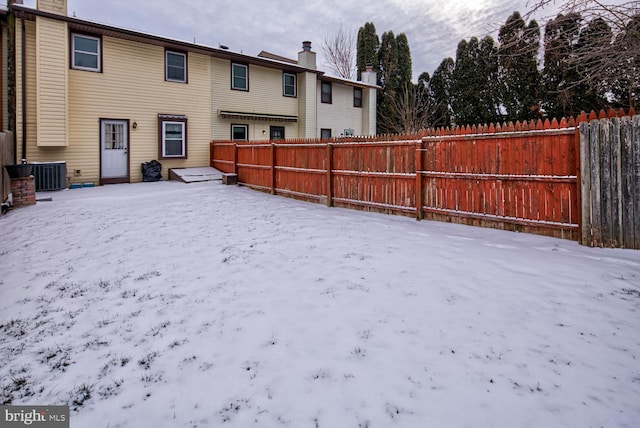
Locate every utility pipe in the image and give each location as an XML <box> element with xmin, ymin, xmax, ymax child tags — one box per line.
<box><xmin>21</xmin><ymin>18</ymin><xmax>26</xmax><ymax>163</ymax></box>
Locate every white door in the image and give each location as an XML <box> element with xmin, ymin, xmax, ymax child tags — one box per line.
<box><xmin>100</xmin><ymin>120</ymin><xmax>129</xmax><ymax>182</ymax></box>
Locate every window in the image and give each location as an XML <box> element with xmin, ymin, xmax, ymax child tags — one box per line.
<box><xmin>283</xmin><ymin>73</ymin><xmax>296</xmax><ymax>97</ymax></box>
<box><xmin>232</xmin><ymin>63</ymin><xmax>248</xmax><ymax>90</ymax></box>
<box><xmin>270</xmin><ymin>126</ymin><xmax>285</xmax><ymax>140</ymax></box>
<box><xmin>354</xmin><ymin>87</ymin><xmax>363</xmax><ymax>108</ymax></box>
<box><xmin>166</xmin><ymin>50</ymin><xmax>187</xmax><ymax>83</ymax></box>
<box><xmin>321</xmin><ymin>81</ymin><xmax>332</xmax><ymax>104</ymax></box>
<box><xmin>72</xmin><ymin>33</ymin><xmax>101</xmax><ymax>71</ymax></box>
<box><xmin>321</xmin><ymin>128</ymin><xmax>332</xmax><ymax>139</ymax></box>
<box><xmin>231</xmin><ymin>124</ymin><xmax>248</xmax><ymax>140</ymax></box>
<box><xmin>158</xmin><ymin>115</ymin><xmax>188</xmax><ymax>159</ymax></box>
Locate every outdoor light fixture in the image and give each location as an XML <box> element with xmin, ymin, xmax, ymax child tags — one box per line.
<box><xmin>132</xmin><ymin>122</ymin><xmax>137</xmax><ymax>129</ymax></box>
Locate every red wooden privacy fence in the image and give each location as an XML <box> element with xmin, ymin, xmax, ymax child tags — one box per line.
<box><xmin>211</xmin><ymin>109</ymin><xmax>637</xmax><ymax>244</ymax></box>
<box><xmin>418</xmin><ymin>119</ymin><xmax>579</xmax><ymax>239</ymax></box>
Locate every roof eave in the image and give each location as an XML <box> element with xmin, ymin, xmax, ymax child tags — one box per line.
<box><xmin>10</xmin><ymin>4</ymin><xmax>322</xmax><ymax>75</ymax></box>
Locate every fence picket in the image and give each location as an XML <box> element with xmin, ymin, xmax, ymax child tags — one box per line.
<box><xmin>589</xmin><ymin>119</ymin><xmax>603</xmax><ymax>246</ymax></box>
<box><xmin>620</xmin><ymin>117</ymin><xmax>634</xmax><ymax>248</ymax></box>
<box><xmin>610</xmin><ymin>118</ymin><xmax>621</xmax><ymax>247</ymax></box>
<box><xmin>600</xmin><ymin>118</ymin><xmax>612</xmax><ymax>247</ymax></box>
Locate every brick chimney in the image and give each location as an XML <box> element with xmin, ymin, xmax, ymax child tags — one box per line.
<box><xmin>361</xmin><ymin>64</ymin><xmax>377</xmax><ymax>85</ymax></box>
<box><xmin>298</xmin><ymin>41</ymin><xmax>316</xmax><ymax>70</ymax></box>
<box><xmin>37</xmin><ymin>0</ymin><xmax>68</xmax><ymax>15</ymax></box>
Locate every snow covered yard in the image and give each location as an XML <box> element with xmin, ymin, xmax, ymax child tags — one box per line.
<box><xmin>1</xmin><ymin>180</ymin><xmax>639</xmax><ymax>428</ymax></box>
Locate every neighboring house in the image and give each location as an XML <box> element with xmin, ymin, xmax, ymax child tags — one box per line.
<box><xmin>0</xmin><ymin>0</ymin><xmax>377</xmax><ymax>185</ymax></box>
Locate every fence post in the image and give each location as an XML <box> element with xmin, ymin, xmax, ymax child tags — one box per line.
<box><xmin>233</xmin><ymin>143</ymin><xmax>238</xmax><ymax>176</ymax></box>
<box><xmin>633</xmin><ymin>115</ymin><xmax>640</xmax><ymax>249</ymax></box>
<box><xmin>415</xmin><ymin>140</ymin><xmax>423</xmax><ymax>220</ymax></box>
<box><xmin>610</xmin><ymin>117</ymin><xmax>622</xmax><ymax>247</ymax></box>
<box><xmin>271</xmin><ymin>143</ymin><xmax>276</xmax><ymax>195</ymax></box>
<box><xmin>326</xmin><ymin>143</ymin><xmax>333</xmax><ymax>207</ymax></box>
<box><xmin>620</xmin><ymin>116</ymin><xmax>635</xmax><ymax>248</ymax></box>
<box><xmin>575</xmin><ymin>124</ymin><xmax>583</xmax><ymax>243</ymax></box>
<box><xmin>590</xmin><ymin>119</ymin><xmax>603</xmax><ymax>246</ymax></box>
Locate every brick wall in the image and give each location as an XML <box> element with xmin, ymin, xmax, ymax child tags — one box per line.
<box><xmin>10</xmin><ymin>176</ymin><xmax>36</xmax><ymax>207</ymax></box>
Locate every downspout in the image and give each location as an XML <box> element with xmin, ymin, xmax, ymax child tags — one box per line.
<box><xmin>7</xmin><ymin>6</ymin><xmax>16</xmax><ymax>163</ymax></box>
<box><xmin>20</xmin><ymin>18</ymin><xmax>25</xmax><ymax>163</ymax></box>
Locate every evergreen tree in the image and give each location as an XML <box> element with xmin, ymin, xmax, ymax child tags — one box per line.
<box><xmin>377</xmin><ymin>31</ymin><xmax>399</xmax><ymax>133</ymax></box>
<box><xmin>541</xmin><ymin>13</ymin><xmax>583</xmax><ymax>118</ymax></box>
<box><xmin>608</xmin><ymin>14</ymin><xmax>639</xmax><ymax>109</ymax></box>
<box><xmin>396</xmin><ymin>33</ymin><xmax>413</xmax><ymax>91</ymax></box>
<box><xmin>575</xmin><ymin>17</ymin><xmax>612</xmax><ymax>112</ymax></box>
<box><xmin>356</xmin><ymin>22</ymin><xmax>379</xmax><ymax>80</ymax></box>
<box><xmin>477</xmin><ymin>36</ymin><xmax>502</xmax><ymax>124</ymax></box>
<box><xmin>416</xmin><ymin>71</ymin><xmax>432</xmax><ymax>113</ymax></box>
<box><xmin>430</xmin><ymin>58</ymin><xmax>455</xmax><ymax>127</ymax></box>
<box><xmin>451</xmin><ymin>38</ymin><xmax>481</xmax><ymax>126</ymax></box>
<box><xmin>451</xmin><ymin>37</ymin><xmax>501</xmax><ymax>126</ymax></box>
<box><xmin>498</xmin><ymin>11</ymin><xmax>541</xmax><ymax>122</ymax></box>
<box><xmin>378</xmin><ymin>31</ymin><xmax>399</xmax><ymax>91</ymax></box>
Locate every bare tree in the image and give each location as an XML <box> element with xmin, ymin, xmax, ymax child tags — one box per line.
<box><xmin>525</xmin><ymin>0</ymin><xmax>637</xmax><ymax>33</ymax></box>
<box><xmin>526</xmin><ymin>0</ymin><xmax>639</xmax><ymax>109</ymax></box>
<box><xmin>322</xmin><ymin>25</ymin><xmax>356</xmax><ymax>80</ymax></box>
<box><xmin>377</xmin><ymin>83</ymin><xmax>436</xmax><ymax>135</ymax></box>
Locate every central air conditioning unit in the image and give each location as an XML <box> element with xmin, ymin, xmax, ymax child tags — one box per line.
<box><xmin>31</xmin><ymin>161</ymin><xmax>67</xmax><ymax>191</ymax></box>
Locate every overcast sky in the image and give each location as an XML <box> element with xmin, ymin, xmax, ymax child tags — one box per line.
<box><xmin>20</xmin><ymin>0</ymin><xmax>565</xmax><ymax>80</ymax></box>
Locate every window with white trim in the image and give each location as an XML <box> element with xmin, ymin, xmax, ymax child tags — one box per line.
<box><xmin>166</xmin><ymin>51</ymin><xmax>187</xmax><ymax>83</ymax></box>
<box><xmin>321</xmin><ymin>81</ymin><xmax>332</xmax><ymax>104</ymax></box>
<box><xmin>354</xmin><ymin>87</ymin><xmax>363</xmax><ymax>108</ymax></box>
<box><xmin>232</xmin><ymin>63</ymin><xmax>248</xmax><ymax>90</ymax></box>
<box><xmin>231</xmin><ymin>124</ymin><xmax>248</xmax><ymax>140</ymax></box>
<box><xmin>72</xmin><ymin>34</ymin><xmax>101</xmax><ymax>71</ymax></box>
<box><xmin>283</xmin><ymin>73</ymin><xmax>296</xmax><ymax>97</ymax></box>
<box><xmin>158</xmin><ymin>115</ymin><xmax>188</xmax><ymax>159</ymax></box>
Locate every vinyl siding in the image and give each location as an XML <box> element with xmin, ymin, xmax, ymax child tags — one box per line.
<box><xmin>36</xmin><ymin>16</ymin><xmax>68</xmax><ymax>147</ymax></box>
<box><xmin>363</xmin><ymin>87</ymin><xmax>377</xmax><ymax>135</ymax></box>
<box><xmin>296</xmin><ymin>72</ymin><xmax>316</xmax><ymax>139</ymax></box>
<box><xmin>317</xmin><ymin>81</ymin><xmax>364</xmax><ymax>137</ymax></box>
<box><xmin>68</xmin><ymin>37</ymin><xmax>211</xmax><ymax>183</ymax></box>
<box><xmin>22</xmin><ymin>16</ymin><xmax>211</xmax><ymax>184</ymax></box>
<box><xmin>211</xmin><ymin>58</ymin><xmax>299</xmax><ymax>140</ymax></box>
<box><xmin>37</xmin><ymin>0</ymin><xmax>68</xmax><ymax>15</ymax></box>
<box><xmin>1</xmin><ymin>25</ymin><xmax>8</xmax><ymax>131</ymax></box>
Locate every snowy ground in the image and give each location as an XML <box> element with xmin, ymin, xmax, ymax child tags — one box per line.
<box><xmin>1</xmin><ymin>180</ymin><xmax>639</xmax><ymax>428</ymax></box>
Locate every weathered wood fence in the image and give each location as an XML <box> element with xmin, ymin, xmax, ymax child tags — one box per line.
<box><xmin>1</xmin><ymin>131</ymin><xmax>15</xmax><ymax>207</ymax></box>
<box><xmin>579</xmin><ymin>113</ymin><xmax>640</xmax><ymax>249</ymax></box>
<box><xmin>418</xmin><ymin>121</ymin><xmax>579</xmax><ymax>240</ymax></box>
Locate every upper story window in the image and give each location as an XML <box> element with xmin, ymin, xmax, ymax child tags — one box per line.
<box><xmin>72</xmin><ymin>33</ymin><xmax>101</xmax><ymax>72</ymax></box>
<box><xmin>354</xmin><ymin>87</ymin><xmax>363</xmax><ymax>108</ymax></box>
<box><xmin>232</xmin><ymin>63</ymin><xmax>249</xmax><ymax>91</ymax></box>
<box><xmin>283</xmin><ymin>73</ymin><xmax>296</xmax><ymax>97</ymax></box>
<box><xmin>166</xmin><ymin>50</ymin><xmax>187</xmax><ymax>83</ymax></box>
<box><xmin>321</xmin><ymin>81</ymin><xmax>332</xmax><ymax>104</ymax></box>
